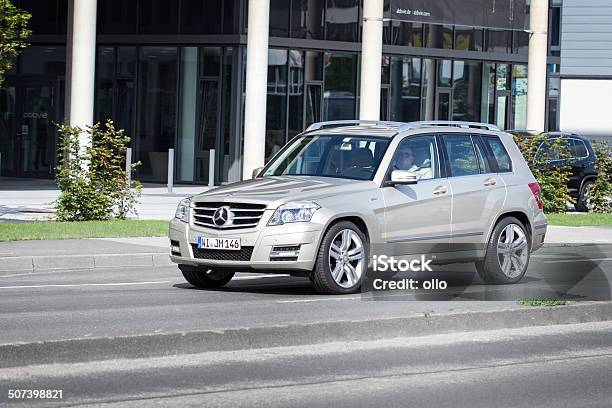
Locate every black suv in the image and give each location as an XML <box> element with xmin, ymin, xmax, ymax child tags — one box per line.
<box><xmin>516</xmin><ymin>132</ymin><xmax>598</xmax><ymax>212</ymax></box>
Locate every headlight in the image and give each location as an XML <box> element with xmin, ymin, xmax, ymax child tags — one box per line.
<box><xmin>175</xmin><ymin>198</ymin><xmax>191</xmax><ymax>222</ymax></box>
<box><xmin>268</xmin><ymin>201</ymin><xmax>321</xmax><ymax>226</ymax></box>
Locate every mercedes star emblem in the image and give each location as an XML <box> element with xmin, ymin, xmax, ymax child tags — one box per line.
<box><xmin>213</xmin><ymin>206</ymin><xmax>233</xmax><ymax>227</ymax></box>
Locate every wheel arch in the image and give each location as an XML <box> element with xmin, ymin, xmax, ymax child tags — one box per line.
<box><xmin>487</xmin><ymin>210</ymin><xmax>532</xmax><ymax>245</ymax></box>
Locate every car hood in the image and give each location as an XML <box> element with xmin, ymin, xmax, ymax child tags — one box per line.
<box><xmin>191</xmin><ymin>176</ymin><xmax>376</xmax><ymax>208</ymax></box>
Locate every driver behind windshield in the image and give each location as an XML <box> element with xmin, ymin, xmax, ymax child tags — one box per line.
<box><xmin>394</xmin><ymin>144</ymin><xmax>432</xmax><ymax>180</ymax></box>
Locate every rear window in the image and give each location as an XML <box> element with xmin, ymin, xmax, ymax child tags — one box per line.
<box><xmin>482</xmin><ymin>136</ymin><xmax>512</xmax><ymax>172</ymax></box>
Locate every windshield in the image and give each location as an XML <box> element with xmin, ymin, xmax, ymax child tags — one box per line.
<box><xmin>262</xmin><ymin>135</ymin><xmax>391</xmax><ymax>180</ymax></box>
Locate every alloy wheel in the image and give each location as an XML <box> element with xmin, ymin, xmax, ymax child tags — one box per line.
<box><xmin>496</xmin><ymin>224</ymin><xmax>529</xmax><ymax>278</ymax></box>
<box><xmin>328</xmin><ymin>229</ymin><xmax>365</xmax><ymax>288</ymax></box>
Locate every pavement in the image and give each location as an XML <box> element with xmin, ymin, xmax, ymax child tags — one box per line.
<box><xmin>0</xmin><ymin>177</ymin><xmax>210</xmax><ymax>221</ymax></box>
<box><xmin>1</xmin><ymin>225</ymin><xmax>612</xmax><ymax>274</ymax></box>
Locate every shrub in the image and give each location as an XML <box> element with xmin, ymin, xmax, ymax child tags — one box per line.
<box><xmin>586</xmin><ymin>142</ymin><xmax>612</xmax><ymax>213</ymax></box>
<box><xmin>513</xmin><ymin>133</ymin><xmax>574</xmax><ymax>213</ymax></box>
<box><xmin>55</xmin><ymin>120</ymin><xmax>142</xmax><ymax>221</ymax></box>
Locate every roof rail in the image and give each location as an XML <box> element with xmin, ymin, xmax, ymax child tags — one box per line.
<box><xmin>398</xmin><ymin>121</ymin><xmax>500</xmax><ymax>132</ymax></box>
<box><xmin>305</xmin><ymin>120</ymin><xmax>405</xmax><ymax>132</ymax></box>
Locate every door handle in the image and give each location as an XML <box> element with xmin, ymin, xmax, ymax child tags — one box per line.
<box><xmin>484</xmin><ymin>177</ymin><xmax>497</xmax><ymax>186</ymax></box>
<box><xmin>433</xmin><ymin>185</ymin><xmax>448</xmax><ymax>195</ymax></box>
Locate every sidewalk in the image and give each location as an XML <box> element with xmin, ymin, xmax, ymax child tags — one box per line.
<box><xmin>1</xmin><ymin>226</ymin><xmax>611</xmax><ymax>274</ymax></box>
<box><xmin>0</xmin><ymin>177</ymin><xmax>211</xmax><ymax>221</ymax></box>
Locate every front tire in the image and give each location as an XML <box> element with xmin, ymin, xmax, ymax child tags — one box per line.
<box><xmin>179</xmin><ymin>265</ymin><xmax>235</xmax><ymax>288</ymax></box>
<box><xmin>476</xmin><ymin>217</ymin><xmax>530</xmax><ymax>284</ymax></box>
<box><xmin>311</xmin><ymin>221</ymin><xmax>368</xmax><ymax>295</ymax></box>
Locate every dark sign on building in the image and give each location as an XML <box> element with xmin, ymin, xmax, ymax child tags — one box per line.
<box><xmin>389</xmin><ymin>0</ymin><xmax>528</xmax><ymax>31</ymax></box>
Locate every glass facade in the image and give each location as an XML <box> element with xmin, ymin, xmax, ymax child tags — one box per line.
<box><xmin>1</xmin><ymin>0</ymin><xmax>553</xmax><ymax>183</ymax></box>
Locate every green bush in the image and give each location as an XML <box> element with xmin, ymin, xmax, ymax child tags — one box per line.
<box><xmin>513</xmin><ymin>133</ymin><xmax>574</xmax><ymax>213</ymax></box>
<box><xmin>55</xmin><ymin>120</ymin><xmax>142</xmax><ymax>221</ymax></box>
<box><xmin>586</xmin><ymin>142</ymin><xmax>612</xmax><ymax>213</ymax></box>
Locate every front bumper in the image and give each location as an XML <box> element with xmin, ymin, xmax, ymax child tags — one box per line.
<box><xmin>168</xmin><ymin>217</ymin><xmax>324</xmax><ymax>272</ymax></box>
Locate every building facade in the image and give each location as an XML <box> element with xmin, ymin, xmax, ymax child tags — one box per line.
<box><xmin>0</xmin><ymin>0</ymin><xmax>562</xmax><ymax>183</ymax></box>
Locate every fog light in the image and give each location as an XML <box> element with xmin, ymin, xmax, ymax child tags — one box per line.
<box><xmin>270</xmin><ymin>245</ymin><xmax>300</xmax><ymax>261</ymax></box>
<box><xmin>170</xmin><ymin>240</ymin><xmax>181</xmax><ymax>256</ymax></box>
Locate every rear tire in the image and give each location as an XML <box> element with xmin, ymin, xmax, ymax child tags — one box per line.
<box><xmin>311</xmin><ymin>221</ymin><xmax>368</xmax><ymax>295</ymax></box>
<box><xmin>476</xmin><ymin>217</ymin><xmax>530</xmax><ymax>284</ymax></box>
<box><xmin>179</xmin><ymin>265</ymin><xmax>234</xmax><ymax>288</ymax></box>
<box><xmin>575</xmin><ymin>180</ymin><xmax>593</xmax><ymax>212</ymax></box>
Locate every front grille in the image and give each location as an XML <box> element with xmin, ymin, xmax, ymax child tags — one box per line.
<box><xmin>192</xmin><ymin>202</ymin><xmax>266</xmax><ymax>230</ymax></box>
<box><xmin>191</xmin><ymin>244</ymin><xmax>254</xmax><ymax>261</ymax></box>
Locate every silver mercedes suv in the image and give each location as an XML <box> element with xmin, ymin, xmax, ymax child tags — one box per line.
<box><xmin>169</xmin><ymin>120</ymin><xmax>547</xmax><ymax>294</ymax></box>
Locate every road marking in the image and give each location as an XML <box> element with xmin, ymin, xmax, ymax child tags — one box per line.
<box><xmin>0</xmin><ymin>281</ymin><xmax>171</xmax><ymax>290</ymax></box>
<box><xmin>277</xmin><ymin>296</ymin><xmax>360</xmax><ymax>303</ymax></box>
<box><xmin>538</xmin><ymin>258</ymin><xmax>612</xmax><ymax>264</ymax></box>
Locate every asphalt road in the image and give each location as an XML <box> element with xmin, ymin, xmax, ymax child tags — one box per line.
<box><xmin>0</xmin><ymin>244</ymin><xmax>610</xmax><ymax>346</ymax></box>
<box><xmin>1</xmin><ymin>322</ymin><xmax>611</xmax><ymax>407</ymax></box>
<box><xmin>0</xmin><ymin>244</ymin><xmax>611</xmax><ymax>407</ymax></box>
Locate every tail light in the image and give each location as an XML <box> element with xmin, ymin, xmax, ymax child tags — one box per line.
<box><xmin>528</xmin><ymin>182</ymin><xmax>543</xmax><ymax>210</ymax></box>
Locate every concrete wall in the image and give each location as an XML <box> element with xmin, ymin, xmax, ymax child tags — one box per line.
<box><xmin>559</xmin><ymin>79</ymin><xmax>612</xmax><ymax>137</ymax></box>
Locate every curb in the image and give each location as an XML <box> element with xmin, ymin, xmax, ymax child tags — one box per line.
<box><xmin>0</xmin><ymin>253</ymin><xmax>172</xmax><ymax>275</ymax></box>
<box><xmin>1</xmin><ymin>241</ymin><xmax>609</xmax><ymax>275</ymax></box>
<box><xmin>1</xmin><ymin>301</ymin><xmax>610</xmax><ymax>368</ymax></box>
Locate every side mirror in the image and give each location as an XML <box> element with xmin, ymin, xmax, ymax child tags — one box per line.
<box><xmin>252</xmin><ymin>166</ymin><xmax>264</xmax><ymax>179</ymax></box>
<box><xmin>386</xmin><ymin>170</ymin><xmax>418</xmax><ymax>186</ymax></box>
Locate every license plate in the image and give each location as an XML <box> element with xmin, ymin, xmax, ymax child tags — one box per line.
<box><xmin>197</xmin><ymin>237</ymin><xmax>241</xmax><ymax>251</ymax></box>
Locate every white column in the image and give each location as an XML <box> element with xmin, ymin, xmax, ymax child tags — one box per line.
<box><xmin>242</xmin><ymin>0</ymin><xmax>270</xmax><ymax>180</ymax></box>
<box><xmin>526</xmin><ymin>0</ymin><xmax>549</xmax><ymax>133</ymax></box>
<box><xmin>68</xmin><ymin>0</ymin><xmax>97</xmax><ymax>150</ymax></box>
<box><xmin>359</xmin><ymin>0</ymin><xmax>384</xmax><ymax>120</ymax></box>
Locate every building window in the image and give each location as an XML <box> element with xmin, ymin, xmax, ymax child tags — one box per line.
<box><xmin>19</xmin><ymin>0</ymin><xmax>67</xmax><ymax>34</ymax></box>
<box><xmin>486</xmin><ymin>29</ymin><xmax>512</xmax><ymax>53</ymax></box>
<box><xmin>270</xmin><ymin>0</ymin><xmax>290</xmax><ymax>37</ymax></box>
<box><xmin>19</xmin><ymin>46</ymin><xmax>66</xmax><ymax>75</ymax></box>
<box><xmin>323</xmin><ymin>52</ymin><xmax>357</xmax><ymax>120</ymax></box>
<box><xmin>389</xmin><ymin>56</ymin><xmax>421</xmax><ymax>122</ymax></box>
<box><xmin>454</xmin><ymin>27</ymin><xmax>484</xmax><ymax>51</ymax></box>
<box><xmin>180</xmin><ymin>0</ymin><xmax>222</xmax><ymax>34</ymax></box>
<box><xmin>452</xmin><ymin>60</ymin><xmax>482</xmax><ymax>122</ymax></box>
<box><xmin>288</xmin><ymin>50</ymin><xmax>306</xmax><ymax>140</ymax></box>
<box><xmin>423</xmin><ymin>25</ymin><xmax>453</xmax><ymax>49</ymax></box>
<box><xmin>139</xmin><ymin>0</ymin><xmax>179</xmax><ymax>34</ymax></box>
<box><xmin>512</xmin><ymin>64</ymin><xmax>528</xmax><ymax>130</ymax></box>
<box><xmin>266</xmin><ymin>49</ymin><xmax>288</xmax><ymax>160</ymax></box>
<box><xmin>325</xmin><ymin>0</ymin><xmax>359</xmax><ymax>42</ymax></box>
<box><xmin>136</xmin><ymin>47</ymin><xmax>178</xmax><ymax>181</ymax></box>
<box><xmin>97</xmin><ymin>0</ymin><xmax>137</xmax><ymax>34</ymax></box>
<box><xmin>291</xmin><ymin>0</ymin><xmax>324</xmax><ymax>39</ymax></box>
<box><xmin>513</xmin><ymin>31</ymin><xmax>530</xmax><ymax>55</ymax></box>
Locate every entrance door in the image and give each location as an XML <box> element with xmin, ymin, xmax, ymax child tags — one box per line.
<box><xmin>495</xmin><ymin>91</ymin><xmax>510</xmax><ymax>130</ymax></box>
<box><xmin>0</xmin><ymin>79</ymin><xmax>56</xmax><ymax>177</ymax></box>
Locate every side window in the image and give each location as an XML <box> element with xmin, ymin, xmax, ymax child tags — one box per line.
<box><xmin>482</xmin><ymin>136</ymin><xmax>513</xmax><ymax>172</ymax></box>
<box><xmin>571</xmin><ymin>138</ymin><xmax>588</xmax><ymax>158</ymax></box>
<box><xmin>472</xmin><ymin>136</ymin><xmax>492</xmax><ymax>174</ymax></box>
<box><xmin>390</xmin><ymin>135</ymin><xmax>439</xmax><ymax>180</ymax></box>
<box><xmin>442</xmin><ymin>134</ymin><xmax>480</xmax><ymax>177</ymax></box>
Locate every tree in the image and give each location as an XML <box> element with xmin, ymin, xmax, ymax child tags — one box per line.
<box><xmin>0</xmin><ymin>0</ymin><xmax>31</xmax><ymax>87</ymax></box>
